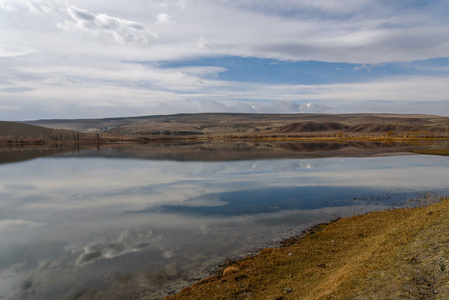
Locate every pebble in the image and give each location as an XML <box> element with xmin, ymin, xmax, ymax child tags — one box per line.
<box><xmin>223</xmin><ymin>266</ymin><xmax>240</xmax><ymax>276</ymax></box>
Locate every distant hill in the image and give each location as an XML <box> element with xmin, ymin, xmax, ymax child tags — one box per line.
<box><xmin>0</xmin><ymin>121</ymin><xmax>58</xmax><ymax>138</ymax></box>
<box><xmin>0</xmin><ymin>121</ymin><xmax>98</xmax><ymax>144</ymax></box>
<box><xmin>22</xmin><ymin>113</ymin><xmax>449</xmax><ymax>138</ymax></box>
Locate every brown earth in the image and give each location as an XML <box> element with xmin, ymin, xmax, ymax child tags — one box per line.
<box><xmin>0</xmin><ymin>121</ymin><xmax>134</xmax><ymax>145</ymax></box>
<box><xmin>167</xmin><ymin>196</ymin><xmax>449</xmax><ymax>300</ymax></box>
<box><xmin>0</xmin><ymin>121</ymin><xmax>59</xmax><ymax>137</ymax></box>
<box><xmin>22</xmin><ymin>113</ymin><xmax>449</xmax><ymax>138</ymax></box>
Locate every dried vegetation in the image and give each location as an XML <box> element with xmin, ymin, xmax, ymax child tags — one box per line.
<box><xmin>412</xmin><ymin>149</ymin><xmax>449</xmax><ymax>156</ymax></box>
<box><xmin>167</xmin><ymin>195</ymin><xmax>449</xmax><ymax>299</ymax></box>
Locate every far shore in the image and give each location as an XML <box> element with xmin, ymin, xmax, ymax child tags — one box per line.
<box><xmin>2</xmin><ymin>133</ymin><xmax>449</xmax><ymax>145</ymax></box>
<box><xmin>1</xmin><ymin>136</ymin><xmax>448</xmax><ymax>166</ymax></box>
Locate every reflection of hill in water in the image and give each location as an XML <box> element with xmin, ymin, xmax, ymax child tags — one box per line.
<box><xmin>0</xmin><ymin>147</ymin><xmax>66</xmax><ymax>165</ymax></box>
<box><xmin>72</xmin><ymin>140</ymin><xmax>445</xmax><ymax>161</ymax></box>
<box><xmin>2</xmin><ymin>140</ymin><xmax>447</xmax><ymax>164</ymax></box>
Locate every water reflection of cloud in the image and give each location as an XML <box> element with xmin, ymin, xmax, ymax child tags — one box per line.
<box><xmin>66</xmin><ymin>230</ymin><xmax>160</xmax><ymax>266</ymax></box>
<box><xmin>0</xmin><ymin>154</ymin><xmax>448</xmax><ymax>299</ymax></box>
<box><xmin>0</xmin><ymin>261</ymin><xmax>27</xmax><ymax>297</ymax></box>
<box><xmin>4</xmin><ymin>184</ymin><xmax>36</xmax><ymax>190</ymax></box>
<box><xmin>162</xmin><ymin>249</ymin><xmax>174</xmax><ymax>259</ymax></box>
<box><xmin>1</xmin><ymin>156</ymin><xmax>448</xmax><ymax>219</ymax></box>
<box><xmin>0</xmin><ymin>257</ymin><xmax>64</xmax><ymax>300</ymax></box>
<box><xmin>176</xmin><ymin>196</ymin><xmax>228</xmax><ymax>207</ymax></box>
<box><xmin>0</xmin><ymin>219</ymin><xmax>44</xmax><ymax>233</ymax></box>
<box><xmin>148</xmin><ymin>186</ymin><xmax>386</xmax><ymax>216</ymax></box>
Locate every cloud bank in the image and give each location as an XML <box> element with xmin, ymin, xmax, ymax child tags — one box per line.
<box><xmin>0</xmin><ymin>0</ymin><xmax>448</xmax><ymax>119</ymax></box>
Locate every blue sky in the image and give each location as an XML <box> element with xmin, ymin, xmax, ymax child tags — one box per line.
<box><xmin>1</xmin><ymin>0</ymin><xmax>449</xmax><ymax>120</ymax></box>
<box><xmin>156</xmin><ymin>57</ymin><xmax>449</xmax><ymax>85</ymax></box>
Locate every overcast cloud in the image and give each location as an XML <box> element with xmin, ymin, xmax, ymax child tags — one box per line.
<box><xmin>0</xmin><ymin>0</ymin><xmax>449</xmax><ymax>120</ymax></box>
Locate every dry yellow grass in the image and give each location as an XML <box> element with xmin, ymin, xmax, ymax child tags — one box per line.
<box><xmin>166</xmin><ymin>196</ymin><xmax>449</xmax><ymax>299</ymax></box>
<box><xmin>412</xmin><ymin>149</ymin><xmax>449</xmax><ymax>156</ymax></box>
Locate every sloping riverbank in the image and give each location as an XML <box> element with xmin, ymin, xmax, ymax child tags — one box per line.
<box><xmin>167</xmin><ymin>196</ymin><xmax>449</xmax><ymax>299</ymax></box>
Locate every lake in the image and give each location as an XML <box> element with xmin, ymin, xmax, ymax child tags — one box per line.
<box><xmin>0</xmin><ymin>141</ymin><xmax>448</xmax><ymax>299</ymax></box>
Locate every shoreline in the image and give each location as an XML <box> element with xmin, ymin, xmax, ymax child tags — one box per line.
<box><xmin>166</xmin><ymin>195</ymin><xmax>449</xmax><ymax>299</ymax></box>
<box><xmin>1</xmin><ymin>134</ymin><xmax>449</xmax><ymax>144</ymax></box>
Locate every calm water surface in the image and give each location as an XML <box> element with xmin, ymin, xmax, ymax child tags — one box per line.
<box><xmin>0</xmin><ymin>144</ymin><xmax>448</xmax><ymax>299</ymax></box>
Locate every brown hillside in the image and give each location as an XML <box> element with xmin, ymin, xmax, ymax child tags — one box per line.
<box><xmin>277</xmin><ymin>122</ymin><xmax>349</xmax><ymax>133</ymax></box>
<box><xmin>0</xmin><ymin>121</ymin><xmax>105</xmax><ymax>145</ymax></box>
<box><xmin>23</xmin><ymin>113</ymin><xmax>449</xmax><ymax>138</ymax></box>
<box><xmin>0</xmin><ymin>121</ymin><xmax>57</xmax><ymax>137</ymax></box>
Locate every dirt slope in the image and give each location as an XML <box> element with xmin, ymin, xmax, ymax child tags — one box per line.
<box><xmin>0</xmin><ymin>121</ymin><xmax>57</xmax><ymax>137</ymax></box>
<box><xmin>167</xmin><ymin>197</ymin><xmax>449</xmax><ymax>299</ymax></box>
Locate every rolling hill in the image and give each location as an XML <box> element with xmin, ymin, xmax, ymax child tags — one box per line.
<box><xmin>22</xmin><ymin>113</ymin><xmax>449</xmax><ymax>138</ymax></box>
<box><xmin>0</xmin><ymin>121</ymin><xmax>59</xmax><ymax>138</ymax></box>
<box><xmin>0</xmin><ymin>121</ymin><xmax>98</xmax><ymax>144</ymax></box>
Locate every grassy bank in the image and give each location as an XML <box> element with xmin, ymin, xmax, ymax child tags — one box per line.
<box><xmin>139</xmin><ymin>135</ymin><xmax>449</xmax><ymax>143</ymax></box>
<box><xmin>167</xmin><ymin>196</ymin><xmax>449</xmax><ymax>299</ymax></box>
<box><xmin>412</xmin><ymin>149</ymin><xmax>449</xmax><ymax>156</ymax></box>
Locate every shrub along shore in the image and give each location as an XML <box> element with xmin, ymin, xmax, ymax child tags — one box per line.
<box><xmin>166</xmin><ymin>195</ymin><xmax>449</xmax><ymax>299</ymax></box>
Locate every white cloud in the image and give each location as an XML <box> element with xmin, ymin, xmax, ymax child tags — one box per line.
<box><xmin>250</xmin><ymin>100</ymin><xmax>333</xmax><ymax>114</ymax></box>
<box><xmin>0</xmin><ymin>44</ymin><xmax>38</xmax><ymax>57</ymax></box>
<box><xmin>167</xmin><ymin>66</ymin><xmax>227</xmax><ymax>77</ymax></box>
<box><xmin>0</xmin><ymin>219</ymin><xmax>44</xmax><ymax>233</ymax></box>
<box><xmin>2</xmin><ymin>0</ymin><xmax>445</xmax><ymax>63</ymax></box>
<box><xmin>158</xmin><ymin>99</ymin><xmax>334</xmax><ymax>115</ymax></box>
<box><xmin>353</xmin><ymin>64</ymin><xmax>370</xmax><ymax>71</ymax></box>
<box><xmin>0</xmin><ymin>0</ymin><xmax>56</xmax><ymax>15</ymax></box>
<box><xmin>57</xmin><ymin>5</ymin><xmax>158</xmax><ymax>44</ymax></box>
<box><xmin>0</xmin><ymin>86</ymin><xmax>34</xmax><ymax>93</ymax></box>
<box><xmin>0</xmin><ymin>1</ymin><xmax>16</xmax><ymax>12</ymax></box>
<box><xmin>0</xmin><ymin>0</ymin><xmax>449</xmax><ymax>119</ymax></box>
<box><xmin>67</xmin><ymin>230</ymin><xmax>158</xmax><ymax>266</ymax></box>
<box><xmin>156</xmin><ymin>13</ymin><xmax>177</xmax><ymax>25</ymax></box>
<box><xmin>196</xmin><ymin>35</ymin><xmax>212</xmax><ymax>50</ymax></box>
<box><xmin>1</xmin><ymin>56</ymin><xmax>449</xmax><ymax>119</ymax></box>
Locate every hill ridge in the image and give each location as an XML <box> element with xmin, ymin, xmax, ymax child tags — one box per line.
<box><xmin>21</xmin><ymin>113</ymin><xmax>449</xmax><ymax>137</ymax></box>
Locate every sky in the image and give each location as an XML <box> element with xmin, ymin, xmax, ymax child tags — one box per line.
<box><xmin>1</xmin><ymin>0</ymin><xmax>449</xmax><ymax>121</ymax></box>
